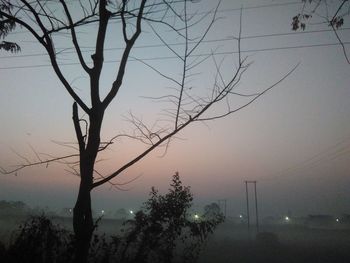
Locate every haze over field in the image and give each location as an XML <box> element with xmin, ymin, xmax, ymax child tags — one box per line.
<box><xmin>0</xmin><ymin>0</ymin><xmax>349</xmax><ymax>219</ymax></box>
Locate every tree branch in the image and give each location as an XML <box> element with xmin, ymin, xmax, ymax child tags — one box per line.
<box><xmin>196</xmin><ymin>63</ymin><xmax>300</xmax><ymax>121</ymax></box>
<box><xmin>72</xmin><ymin>102</ymin><xmax>86</xmax><ymax>153</ymax></box>
<box><xmin>59</xmin><ymin>0</ymin><xmax>92</xmax><ymax>73</ymax></box>
<box><xmin>1</xmin><ymin>2</ymin><xmax>91</xmax><ymax>113</ymax></box>
<box><xmin>0</xmin><ymin>154</ymin><xmax>79</xmax><ymax>175</ymax></box>
<box><xmin>102</xmin><ymin>0</ymin><xmax>147</xmax><ymax>109</ymax></box>
<box><xmin>92</xmin><ymin>118</ymin><xmax>192</xmax><ymax>188</ymax></box>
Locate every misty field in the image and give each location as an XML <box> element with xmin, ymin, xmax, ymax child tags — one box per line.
<box><xmin>1</xmin><ymin>214</ymin><xmax>350</xmax><ymax>263</ymax></box>
<box><xmin>199</xmin><ymin>222</ymin><xmax>350</xmax><ymax>263</ymax></box>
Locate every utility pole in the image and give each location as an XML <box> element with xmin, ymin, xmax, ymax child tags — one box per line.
<box><xmin>218</xmin><ymin>199</ymin><xmax>227</xmax><ymax>218</ymax></box>
<box><xmin>244</xmin><ymin>180</ymin><xmax>259</xmax><ymax>234</ymax></box>
<box><xmin>245</xmin><ymin>181</ymin><xmax>250</xmax><ymax>231</ymax></box>
<box><xmin>254</xmin><ymin>181</ymin><xmax>259</xmax><ymax>233</ymax></box>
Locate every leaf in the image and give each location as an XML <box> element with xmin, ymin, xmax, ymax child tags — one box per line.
<box><xmin>292</xmin><ymin>15</ymin><xmax>300</xmax><ymax>31</ymax></box>
<box><xmin>0</xmin><ymin>41</ymin><xmax>21</xmax><ymax>53</ymax></box>
<box><xmin>0</xmin><ymin>19</ymin><xmax>16</xmax><ymax>39</ymax></box>
<box><xmin>336</xmin><ymin>18</ymin><xmax>344</xmax><ymax>29</ymax></box>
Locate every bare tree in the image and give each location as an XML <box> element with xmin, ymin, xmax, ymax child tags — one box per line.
<box><xmin>0</xmin><ymin>0</ymin><xmax>296</xmax><ymax>262</ymax></box>
<box><xmin>292</xmin><ymin>0</ymin><xmax>350</xmax><ymax>63</ymax></box>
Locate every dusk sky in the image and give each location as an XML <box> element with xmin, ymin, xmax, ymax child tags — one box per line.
<box><xmin>0</xmin><ymin>0</ymin><xmax>349</xmax><ymax>218</ymax></box>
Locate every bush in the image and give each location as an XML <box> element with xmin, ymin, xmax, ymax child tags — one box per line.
<box><xmin>118</xmin><ymin>172</ymin><xmax>224</xmax><ymax>263</ymax></box>
<box><xmin>6</xmin><ymin>215</ymin><xmax>74</xmax><ymax>263</ymax></box>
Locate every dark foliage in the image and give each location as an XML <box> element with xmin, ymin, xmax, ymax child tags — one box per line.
<box><xmin>0</xmin><ymin>2</ymin><xmax>20</xmax><ymax>53</ymax></box>
<box><xmin>6</xmin><ymin>215</ymin><xmax>74</xmax><ymax>263</ymax></box>
<box><xmin>0</xmin><ymin>241</ymin><xmax>7</xmax><ymax>261</ymax></box>
<box><xmin>2</xmin><ymin>215</ymin><xmax>120</xmax><ymax>263</ymax></box>
<box><xmin>118</xmin><ymin>172</ymin><xmax>224</xmax><ymax>263</ymax></box>
<box><xmin>88</xmin><ymin>233</ymin><xmax>120</xmax><ymax>263</ymax></box>
<box><xmin>292</xmin><ymin>0</ymin><xmax>348</xmax><ymax>31</ymax></box>
<box><xmin>0</xmin><ymin>41</ymin><xmax>20</xmax><ymax>53</ymax></box>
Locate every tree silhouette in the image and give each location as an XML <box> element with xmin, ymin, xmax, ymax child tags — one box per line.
<box><xmin>0</xmin><ymin>1</ymin><xmax>297</xmax><ymax>262</ymax></box>
<box><xmin>119</xmin><ymin>172</ymin><xmax>224</xmax><ymax>263</ymax></box>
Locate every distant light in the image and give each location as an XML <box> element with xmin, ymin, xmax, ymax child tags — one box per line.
<box><xmin>69</xmin><ymin>209</ymin><xmax>72</xmax><ymax>213</ymax></box>
<box><xmin>101</xmin><ymin>210</ymin><xmax>105</xmax><ymax>214</ymax></box>
<box><xmin>239</xmin><ymin>214</ymin><xmax>243</xmax><ymax>219</ymax></box>
<box><xmin>336</xmin><ymin>218</ymin><xmax>340</xmax><ymax>222</ymax></box>
<box><xmin>285</xmin><ymin>216</ymin><xmax>290</xmax><ymax>221</ymax></box>
<box><xmin>194</xmin><ymin>214</ymin><xmax>199</xmax><ymax>219</ymax></box>
<box><xmin>129</xmin><ymin>210</ymin><xmax>134</xmax><ymax>214</ymax></box>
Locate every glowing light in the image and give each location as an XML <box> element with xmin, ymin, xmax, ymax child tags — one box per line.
<box><xmin>239</xmin><ymin>214</ymin><xmax>243</xmax><ymax>219</ymax></box>
<box><xmin>129</xmin><ymin>210</ymin><xmax>134</xmax><ymax>214</ymax></box>
<box><xmin>194</xmin><ymin>214</ymin><xmax>199</xmax><ymax>219</ymax></box>
<box><xmin>285</xmin><ymin>216</ymin><xmax>290</xmax><ymax>221</ymax></box>
<box><xmin>101</xmin><ymin>210</ymin><xmax>105</xmax><ymax>214</ymax></box>
<box><xmin>336</xmin><ymin>218</ymin><xmax>340</xmax><ymax>222</ymax></box>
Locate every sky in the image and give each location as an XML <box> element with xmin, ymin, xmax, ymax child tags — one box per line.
<box><xmin>0</xmin><ymin>0</ymin><xmax>350</xmax><ymax>218</ymax></box>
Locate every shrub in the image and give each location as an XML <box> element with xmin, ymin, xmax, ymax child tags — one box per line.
<box><xmin>118</xmin><ymin>172</ymin><xmax>224</xmax><ymax>263</ymax></box>
<box><xmin>6</xmin><ymin>215</ymin><xmax>74</xmax><ymax>263</ymax></box>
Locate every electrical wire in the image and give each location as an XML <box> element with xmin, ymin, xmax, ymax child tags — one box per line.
<box><xmin>260</xmin><ymin>135</ymin><xmax>350</xmax><ymax>182</ymax></box>
<box><xmin>1</xmin><ymin>27</ymin><xmax>349</xmax><ymax>60</ymax></box>
<box><xmin>1</xmin><ymin>41</ymin><xmax>349</xmax><ymax>70</ymax></box>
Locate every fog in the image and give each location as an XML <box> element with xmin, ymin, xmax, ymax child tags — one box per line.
<box><xmin>1</xmin><ymin>202</ymin><xmax>349</xmax><ymax>263</ymax></box>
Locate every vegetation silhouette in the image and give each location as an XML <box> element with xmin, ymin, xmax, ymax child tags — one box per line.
<box><xmin>118</xmin><ymin>172</ymin><xmax>224</xmax><ymax>263</ymax></box>
<box><xmin>5</xmin><ymin>215</ymin><xmax>74</xmax><ymax>263</ymax></box>
<box><xmin>0</xmin><ymin>173</ymin><xmax>224</xmax><ymax>263</ymax></box>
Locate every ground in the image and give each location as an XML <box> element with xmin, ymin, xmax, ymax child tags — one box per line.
<box><xmin>1</xmin><ymin>214</ymin><xmax>349</xmax><ymax>262</ymax></box>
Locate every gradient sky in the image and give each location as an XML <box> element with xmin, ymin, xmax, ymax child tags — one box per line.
<box><xmin>0</xmin><ymin>0</ymin><xmax>350</xmax><ymax>218</ymax></box>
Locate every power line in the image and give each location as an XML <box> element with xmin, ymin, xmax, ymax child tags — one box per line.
<box><xmin>261</xmin><ymin>135</ymin><xmax>350</xmax><ymax>182</ymax></box>
<box><xmin>1</xmin><ymin>41</ymin><xmax>349</xmax><ymax>70</ymax></box>
<box><xmin>7</xmin><ymin>1</ymin><xmax>301</xmax><ymax>35</ymax></box>
<box><xmin>221</xmin><ymin>1</ymin><xmax>300</xmax><ymax>12</ymax></box>
<box><xmin>263</xmin><ymin>147</ymin><xmax>350</xmax><ymax>181</ymax></box>
<box><xmin>1</xmin><ymin>27</ymin><xmax>349</xmax><ymax>60</ymax></box>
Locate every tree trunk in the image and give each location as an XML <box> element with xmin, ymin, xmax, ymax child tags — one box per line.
<box><xmin>72</xmin><ymin>107</ymin><xmax>104</xmax><ymax>263</ymax></box>
<box><xmin>73</xmin><ymin>177</ymin><xmax>94</xmax><ymax>263</ymax></box>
